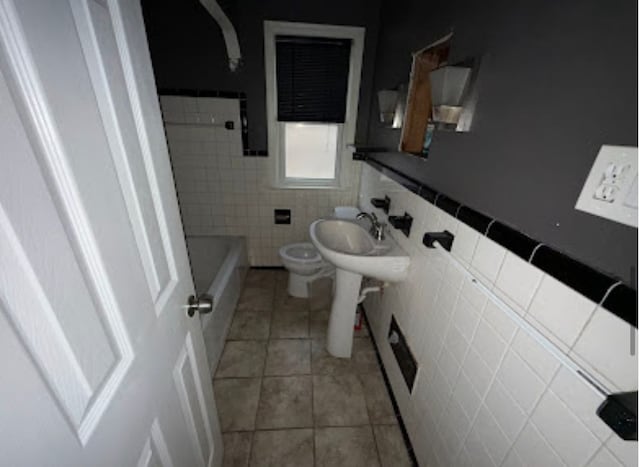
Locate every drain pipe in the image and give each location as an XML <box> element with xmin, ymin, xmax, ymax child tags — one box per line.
<box><xmin>199</xmin><ymin>0</ymin><xmax>242</xmax><ymax>71</ymax></box>
<box><xmin>357</xmin><ymin>281</ymin><xmax>388</xmax><ymax>303</ymax></box>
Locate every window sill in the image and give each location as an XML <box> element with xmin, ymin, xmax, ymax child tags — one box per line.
<box><xmin>272</xmin><ymin>184</ymin><xmax>342</xmax><ymax>191</ymax></box>
<box><xmin>271</xmin><ymin>179</ymin><xmax>342</xmax><ymax>190</ymax></box>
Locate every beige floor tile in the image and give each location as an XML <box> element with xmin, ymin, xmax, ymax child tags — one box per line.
<box><xmin>216</xmin><ymin>340</ymin><xmax>267</xmax><ymax>378</ymax></box>
<box><xmin>255</xmin><ymin>376</ymin><xmax>313</xmax><ymax>429</ymax></box>
<box><xmin>315</xmin><ymin>426</ymin><xmax>380</xmax><ymax>467</ymax></box>
<box><xmin>214</xmin><ymin>378</ymin><xmax>261</xmax><ymax>432</ymax></box>
<box><xmin>313</xmin><ymin>374</ymin><xmax>369</xmax><ymax>426</ymax></box>
<box><xmin>309</xmin><ymin>309</ymin><xmax>330</xmax><ymax>338</ymax></box>
<box><xmin>249</xmin><ymin>428</ymin><xmax>314</xmax><ymax>467</ymax></box>
<box><xmin>274</xmin><ymin>269</ymin><xmax>289</xmax><ymax>287</ymax></box>
<box><xmin>358</xmin><ymin>373</ymin><xmax>397</xmax><ymax>425</ymax></box>
<box><xmin>245</xmin><ymin>269</ymin><xmax>277</xmax><ymax>290</ymax></box>
<box><xmin>311</xmin><ymin>338</ymin><xmax>354</xmax><ymax>375</ymax></box>
<box><xmin>309</xmin><ymin>277</ymin><xmax>333</xmax><ymax>311</ymax></box>
<box><xmin>309</xmin><ymin>308</ymin><xmax>370</xmax><ymax>338</ymax></box>
<box><xmin>310</xmin><ymin>335</ymin><xmax>378</xmax><ymax>376</ymax></box>
<box><xmin>352</xmin><ymin>337</ymin><xmax>380</xmax><ymax>374</ymax></box>
<box><xmin>222</xmin><ymin>432</ymin><xmax>252</xmax><ymax>467</ymax></box>
<box><xmin>237</xmin><ymin>286</ymin><xmax>274</xmax><ymax>312</ymax></box>
<box><xmin>264</xmin><ymin>339</ymin><xmax>311</xmax><ymax>376</ymax></box>
<box><xmin>274</xmin><ymin>292</ymin><xmax>310</xmax><ymax>313</ymax></box>
<box><xmin>270</xmin><ymin>311</ymin><xmax>309</xmax><ymax>338</ymax></box>
<box><xmin>228</xmin><ymin>311</ymin><xmax>271</xmax><ymax>340</ymax></box>
<box><xmin>373</xmin><ymin>425</ymin><xmax>413</xmax><ymax>467</ymax></box>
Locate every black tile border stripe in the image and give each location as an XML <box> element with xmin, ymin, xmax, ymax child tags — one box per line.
<box><xmin>435</xmin><ymin>195</ymin><xmax>461</xmax><ymax>217</ymax></box>
<box><xmin>418</xmin><ymin>185</ymin><xmax>438</xmax><ymax>204</ymax></box>
<box><xmin>361</xmin><ymin>156</ymin><xmax>637</xmax><ymax>328</ymax></box>
<box><xmin>158</xmin><ymin>88</ymin><xmax>268</xmax><ymax>157</ymax></box>
<box><xmin>458</xmin><ymin>206</ymin><xmax>492</xmax><ymax>234</ymax></box>
<box><xmin>603</xmin><ymin>284</ymin><xmax>638</xmax><ymax>327</ymax></box>
<box><xmin>366</xmin><ymin>158</ymin><xmax>421</xmax><ymax>194</ymax></box>
<box><xmin>531</xmin><ymin>245</ymin><xmax>617</xmax><ymax>303</ymax></box>
<box><xmin>487</xmin><ymin>221</ymin><xmax>538</xmax><ymax>261</ymax></box>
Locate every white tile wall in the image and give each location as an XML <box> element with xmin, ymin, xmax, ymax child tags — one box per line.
<box><xmin>160</xmin><ymin>95</ymin><xmax>360</xmax><ymax>265</ymax></box>
<box><xmin>359</xmin><ymin>164</ymin><xmax>637</xmax><ymax>467</ymax></box>
<box><xmin>572</xmin><ymin>307</ymin><xmax>639</xmax><ymax>391</ymax></box>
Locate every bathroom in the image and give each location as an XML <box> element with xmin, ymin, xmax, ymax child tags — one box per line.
<box><xmin>142</xmin><ymin>0</ymin><xmax>638</xmax><ymax>466</ymax></box>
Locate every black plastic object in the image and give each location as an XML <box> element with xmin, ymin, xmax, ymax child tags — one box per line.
<box><xmin>388</xmin><ymin>212</ymin><xmax>413</xmax><ymax>237</ymax></box>
<box><xmin>371</xmin><ymin>196</ymin><xmax>391</xmax><ymax>213</ymax></box>
<box><xmin>388</xmin><ymin>316</ymin><xmax>417</xmax><ymax>392</ymax></box>
<box><xmin>423</xmin><ymin>231</ymin><xmax>455</xmax><ymax>252</ymax></box>
<box><xmin>224</xmin><ymin>120</ymin><xmax>234</xmax><ymax>130</ymax></box>
<box><xmin>597</xmin><ymin>391</ymin><xmax>637</xmax><ymax>440</ymax></box>
<box><xmin>274</xmin><ymin>209</ymin><xmax>291</xmax><ymax>225</ymax></box>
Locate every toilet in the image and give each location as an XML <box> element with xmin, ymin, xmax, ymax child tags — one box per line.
<box><xmin>278</xmin><ymin>242</ymin><xmax>331</xmax><ymax>298</ymax></box>
<box><xmin>279</xmin><ymin>206</ymin><xmax>359</xmax><ymax>298</ymax></box>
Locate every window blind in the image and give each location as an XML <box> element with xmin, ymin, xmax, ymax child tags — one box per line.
<box><xmin>275</xmin><ymin>35</ymin><xmax>352</xmax><ymax>123</ymax></box>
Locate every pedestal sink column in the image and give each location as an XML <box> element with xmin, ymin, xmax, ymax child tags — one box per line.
<box><xmin>326</xmin><ymin>268</ymin><xmax>362</xmax><ymax>358</ymax></box>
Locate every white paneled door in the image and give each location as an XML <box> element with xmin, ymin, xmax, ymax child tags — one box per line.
<box><xmin>0</xmin><ymin>1</ymin><xmax>222</xmax><ymax>466</ymax></box>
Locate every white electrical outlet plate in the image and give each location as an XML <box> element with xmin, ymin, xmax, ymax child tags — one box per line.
<box><xmin>575</xmin><ymin>145</ymin><xmax>638</xmax><ymax>228</ymax></box>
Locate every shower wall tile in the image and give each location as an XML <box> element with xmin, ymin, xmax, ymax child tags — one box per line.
<box><xmin>160</xmin><ymin>95</ymin><xmax>360</xmax><ymax>265</ymax></box>
<box><xmin>528</xmin><ymin>274</ymin><xmax>598</xmax><ymax>348</ymax></box>
<box><xmin>358</xmin><ymin>164</ymin><xmax>637</xmax><ymax>467</ymax></box>
<box><xmin>494</xmin><ymin>252</ymin><xmax>544</xmax><ymax>314</ymax></box>
<box><xmin>572</xmin><ymin>307</ymin><xmax>638</xmax><ymax>391</ymax></box>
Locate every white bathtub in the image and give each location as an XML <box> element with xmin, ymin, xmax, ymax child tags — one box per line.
<box><xmin>186</xmin><ymin>235</ymin><xmax>248</xmax><ymax>372</ymax></box>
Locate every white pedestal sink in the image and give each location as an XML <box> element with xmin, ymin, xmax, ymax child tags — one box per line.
<box><xmin>310</xmin><ymin>219</ymin><xmax>410</xmax><ymax>358</ymax></box>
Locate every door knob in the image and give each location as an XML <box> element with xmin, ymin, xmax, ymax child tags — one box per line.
<box><xmin>186</xmin><ymin>294</ymin><xmax>213</xmax><ymax>317</ymax></box>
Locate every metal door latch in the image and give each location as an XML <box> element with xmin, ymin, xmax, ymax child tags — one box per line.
<box><xmin>186</xmin><ymin>294</ymin><xmax>213</xmax><ymax>317</ymax></box>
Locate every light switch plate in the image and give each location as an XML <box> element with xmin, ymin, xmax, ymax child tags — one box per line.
<box><xmin>575</xmin><ymin>145</ymin><xmax>638</xmax><ymax>228</ymax></box>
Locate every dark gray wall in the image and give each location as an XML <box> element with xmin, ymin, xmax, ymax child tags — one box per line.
<box><xmin>366</xmin><ymin>0</ymin><xmax>638</xmax><ymax>283</ymax></box>
<box><xmin>141</xmin><ymin>0</ymin><xmax>381</xmax><ymax>150</ymax></box>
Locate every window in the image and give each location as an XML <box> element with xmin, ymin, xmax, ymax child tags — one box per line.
<box><xmin>284</xmin><ymin>123</ymin><xmax>340</xmax><ymax>179</ymax></box>
<box><xmin>264</xmin><ymin>21</ymin><xmax>365</xmax><ymax>188</ymax></box>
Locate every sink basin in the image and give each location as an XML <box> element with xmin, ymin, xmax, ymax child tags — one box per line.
<box><xmin>309</xmin><ymin>218</ymin><xmax>410</xmax><ymax>358</ymax></box>
<box><xmin>310</xmin><ymin>219</ymin><xmax>410</xmax><ymax>282</ymax></box>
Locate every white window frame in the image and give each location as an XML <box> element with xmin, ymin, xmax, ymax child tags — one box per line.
<box><xmin>264</xmin><ymin>20</ymin><xmax>365</xmax><ymax>189</ymax></box>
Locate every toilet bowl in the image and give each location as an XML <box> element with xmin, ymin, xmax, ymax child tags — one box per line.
<box><xmin>279</xmin><ymin>242</ymin><xmax>332</xmax><ymax>298</ymax></box>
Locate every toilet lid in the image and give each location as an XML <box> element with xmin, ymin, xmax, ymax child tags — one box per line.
<box><xmin>279</xmin><ymin>243</ymin><xmax>322</xmax><ymax>263</ymax></box>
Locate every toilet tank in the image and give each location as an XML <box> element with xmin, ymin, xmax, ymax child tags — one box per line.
<box><xmin>333</xmin><ymin>206</ymin><xmax>360</xmax><ymax>219</ymax></box>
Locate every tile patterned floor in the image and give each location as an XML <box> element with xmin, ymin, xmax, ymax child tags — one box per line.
<box><xmin>212</xmin><ymin>269</ymin><xmax>414</xmax><ymax>467</ymax></box>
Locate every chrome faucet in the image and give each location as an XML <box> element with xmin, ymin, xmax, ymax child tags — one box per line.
<box><xmin>357</xmin><ymin>211</ymin><xmax>386</xmax><ymax>241</ymax></box>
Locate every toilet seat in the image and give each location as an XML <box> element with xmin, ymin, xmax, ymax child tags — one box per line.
<box><xmin>278</xmin><ymin>242</ymin><xmax>333</xmax><ymax>298</ymax></box>
<box><xmin>279</xmin><ymin>243</ymin><xmax>322</xmax><ymax>264</ymax></box>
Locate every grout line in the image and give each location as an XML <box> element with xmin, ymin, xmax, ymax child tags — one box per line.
<box><xmin>521</xmin><ymin>269</ymin><xmax>545</xmax><ymax>320</ymax></box>
<box><xmin>246</xmin><ymin>430</ymin><xmax>255</xmax><ymax>466</ymax></box>
<box><xmin>455</xmin><ymin>310</ymin><xmax>520</xmax><ymax>465</ymax></box>
<box><xmin>528</xmin><ymin>242</ymin><xmax>545</xmax><ymax>263</ymax></box>
<box><xmin>484</xmin><ymin>218</ymin><xmax>496</xmax><ymax>236</ymax></box>
<box><xmin>370</xmin><ymin>424</ymin><xmax>384</xmax><ymax>467</ymax></box>
<box><xmin>569</xmin><ymin>281</ymin><xmax>623</xmax><ymax>354</ymax></box>
<box><xmin>354</xmin><ymin>321</ymin><xmax>382</xmax><ymax>466</ymax></box>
